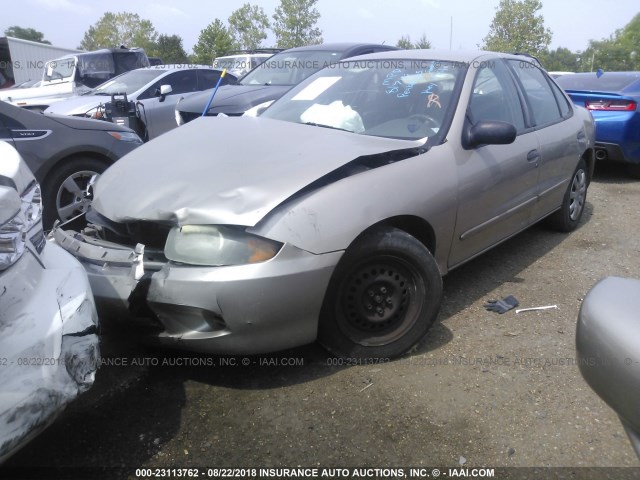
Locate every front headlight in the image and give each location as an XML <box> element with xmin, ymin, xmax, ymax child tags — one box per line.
<box><xmin>20</xmin><ymin>181</ymin><xmax>42</xmax><ymax>230</ymax></box>
<box><xmin>107</xmin><ymin>131</ymin><xmax>143</xmax><ymax>143</ymax></box>
<box><xmin>164</xmin><ymin>225</ymin><xmax>282</xmax><ymax>266</ymax></box>
<box><xmin>0</xmin><ymin>211</ymin><xmax>26</xmax><ymax>271</ymax></box>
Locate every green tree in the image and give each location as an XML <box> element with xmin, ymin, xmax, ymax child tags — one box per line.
<box><xmin>538</xmin><ymin>47</ymin><xmax>579</xmax><ymax>72</ymax></box>
<box><xmin>580</xmin><ymin>13</ymin><xmax>640</xmax><ymax>71</ymax></box>
<box><xmin>482</xmin><ymin>0</ymin><xmax>552</xmax><ymax>55</ymax></box>
<box><xmin>79</xmin><ymin>12</ymin><xmax>158</xmax><ymax>52</ymax></box>
<box><xmin>149</xmin><ymin>34</ymin><xmax>188</xmax><ymax>64</ymax></box>
<box><xmin>229</xmin><ymin>3</ymin><xmax>270</xmax><ymax>50</ymax></box>
<box><xmin>414</xmin><ymin>33</ymin><xmax>432</xmax><ymax>49</ymax></box>
<box><xmin>613</xmin><ymin>12</ymin><xmax>640</xmax><ymax>53</ymax></box>
<box><xmin>192</xmin><ymin>19</ymin><xmax>236</xmax><ymax>65</ymax></box>
<box><xmin>581</xmin><ymin>41</ymin><xmax>639</xmax><ymax>72</ymax></box>
<box><xmin>4</xmin><ymin>26</ymin><xmax>51</xmax><ymax>44</ymax></box>
<box><xmin>272</xmin><ymin>0</ymin><xmax>323</xmax><ymax>49</ymax></box>
<box><xmin>396</xmin><ymin>33</ymin><xmax>432</xmax><ymax>49</ymax></box>
<box><xmin>396</xmin><ymin>36</ymin><xmax>413</xmax><ymax>49</ymax></box>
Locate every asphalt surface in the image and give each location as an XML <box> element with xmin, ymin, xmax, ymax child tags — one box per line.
<box><xmin>3</xmin><ymin>162</ymin><xmax>640</xmax><ymax>480</ymax></box>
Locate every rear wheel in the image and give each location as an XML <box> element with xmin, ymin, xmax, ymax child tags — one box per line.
<box><xmin>318</xmin><ymin>227</ymin><xmax>442</xmax><ymax>359</ymax></box>
<box><xmin>547</xmin><ymin>158</ymin><xmax>588</xmax><ymax>232</ymax></box>
<box><xmin>42</xmin><ymin>157</ymin><xmax>108</xmax><ymax>229</ymax></box>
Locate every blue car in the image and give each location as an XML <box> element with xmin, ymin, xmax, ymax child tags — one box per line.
<box><xmin>556</xmin><ymin>72</ymin><xmax>640</xmax><ymax>170</ymax></box>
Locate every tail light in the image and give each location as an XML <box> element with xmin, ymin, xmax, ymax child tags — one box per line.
<box><xmin>585</xmin><ymin>100</ymin><xmax>637</xmax><ymax>111</ymax></box>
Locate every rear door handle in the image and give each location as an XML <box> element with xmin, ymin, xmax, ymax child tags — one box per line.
<box><xmin>527</xmin><ymin>149</ymin><xmax>540</xmax><ymax>166</ymax></box>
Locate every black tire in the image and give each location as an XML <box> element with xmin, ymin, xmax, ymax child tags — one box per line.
<box><xmin>42</xmin><ymin>157</ymin><xmax>109</xmax><ymax>229</ymax></box>
<box><xmin>318</xmin><ymin>227</ymin><xmax>443</xmax><ymax>359</ymax></box>
<box><xmin>547</xmin><ymin>158</ymin><xmax>588</xmax><ymax>232</ymax></box>
<box><xmin>626</xmin><ymin>164</ymin><xmax>640</xmax><ymax>180</ymax></box>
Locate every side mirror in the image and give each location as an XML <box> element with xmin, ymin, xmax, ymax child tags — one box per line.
<box><xmin>577</xmin><ymin>276</ymin><xmax>640</xmax><ymax>459</ymax></box>
<box><xmin>462</xmin><ymin>119</ymin><xmax>517</xmax><ymax>149</ymax></box>
<box><xmin>156</xmin><ymin>84</ymin><xmax>172</xmax><ymax>102</ymax></box>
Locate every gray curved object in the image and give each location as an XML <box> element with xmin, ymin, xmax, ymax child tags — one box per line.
<box><xmin>577</xmin><ymin>276</ymin><xmax>640</xmax><ymax>458</ymax></box>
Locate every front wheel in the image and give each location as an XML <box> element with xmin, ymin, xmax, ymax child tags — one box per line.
<box><xmin>546</xmin><ymin>158</ymin><xmax>588</xmax><ymax>232</ymax></box>
<box><xmin>318</xmin><ymin>227</ymin><xmax>443</xmax><ymax>359</ymax></box>
<box><xmin>42</xmin><ymin>157</ymin><xmax>109</xmax><ymax>229</ymax></box>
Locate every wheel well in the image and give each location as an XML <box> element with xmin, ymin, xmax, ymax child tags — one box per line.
<box><xmin>42</xmin><ymin>152</ymin><xmax>112</xmax><ymax>183</ymax></box>
<box><xmin>360</xmin><ymin>216</ymin><xmax>436</xmax><ymax>256</ymax></box>
<box><xmin>582</xmin><ymin>148</ymin><xmax>595</xmax><ymax>184</ymax></box>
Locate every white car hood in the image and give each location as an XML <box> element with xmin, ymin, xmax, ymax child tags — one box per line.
<box><xmin>0</xmin><ymin>82</ymin><xmax>74</xmax><ymax>103</ymax></box>
<box><xmin>44</xmin><ymin>94</ymin><xmax>109</xmax><ymax>116</ymax></box>
<box><xmin>92</xmin><ymin>116</ymin><xmax>421</xmax><ymax>226</ymax></box>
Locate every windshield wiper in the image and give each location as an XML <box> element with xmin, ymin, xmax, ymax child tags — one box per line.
<box><xmin>92</xmin><ymin>92</ymin><xmax>111</xmax><ymax>96</ymax></box>
<box><xmin>304</xmin><ymin>122</ymin><xmax>352</xmax><ymax>133</ymax></box>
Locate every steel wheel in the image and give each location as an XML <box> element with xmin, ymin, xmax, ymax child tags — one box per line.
<box><xmin>339</xmin><ymin>255</ymin><xmax>424</xmax><ymax>346</ymax></box>
<box><xmin>319</xmin><ymin>227</ymin><xmax>442</xmax><ymax>359</ymax></box>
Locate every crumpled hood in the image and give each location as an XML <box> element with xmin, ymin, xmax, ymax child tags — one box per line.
<box><xmin>45</xmin><ymin>94</ymin><xmax>107</xmax><ymax>116</ymax></box>
<box><xmin>177</xmin><ymin>84</ymin><xmax>290</xmax><ymax>115</ymax></box>
<box><xmin>92</xmin><ymin>116</ymin><xmax>418</xmax><ymax>226</ymax></box>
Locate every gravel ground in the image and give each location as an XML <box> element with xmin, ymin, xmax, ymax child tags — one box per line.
<box><xmin>3</xmin><ymin>163</ymin><xmax>640</xmax><ymax>479</ymax></box>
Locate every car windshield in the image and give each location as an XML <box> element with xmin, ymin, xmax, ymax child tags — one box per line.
<box><xmin>556</xmin><ymin>73</ymin><xmax>640</xmax><ymax>92</ymax></box>
<box><xmin>92</xmin><ymin>69</ymin><xmax>165</xmax><ymax>95</ymax></box>
<box><xmin>240</xmin><ymin>50</ymin><xmax>343</xmax><ymax>86</ymax></box>
<box><xmin>261</xmin><ymin>59</ymin><xmax>462</xmax><ymax>141</ymax></box>
<box><xmin>43</xmin><ymin>57</ymin><xmax>75</xmax><ymax>82</ymax></box>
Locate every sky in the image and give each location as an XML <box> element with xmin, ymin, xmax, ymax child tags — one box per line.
<box><xmin>1</xmin><ymin>0</ymin><xmax>638</xmax><ymax>54</ymax></box>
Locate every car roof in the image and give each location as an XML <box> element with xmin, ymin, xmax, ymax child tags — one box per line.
<box><xmin>139</xmin><ymin>64</ymin><xmax>216</xmax><ymax>71</ymax></box>
<box><xmin>280</xmin><ymin>42</ymin><xmax>398</xmax><ymax>54</ymax></box>
<box><xmin>555</xmin><ymin>71</ymin><xmax>640</xmax><ymax>93</ymax></box>
<box><xmin>338</xmin><ymin>49</ymin><xmax>538</xmax><ymax>64</ymax></box>
<box><xmin>53</xmin><ymin>48</ymin><xmax>146</xmax><ymax>60</ymax></box>
<box><xmin>560</xmin><ymin>71</ymin><xmax>640</xmax><ymax>79</ymax></box>
<box><xmin>216</xmin><ymin>53</ymin><xmax>273</xmax><ymax>59</ymax></box>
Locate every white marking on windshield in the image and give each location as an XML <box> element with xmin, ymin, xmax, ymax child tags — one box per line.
<box><xmin>291</xmin><ymin>76</ymin><xmax>341</xmax><ymax>101</ymax></box>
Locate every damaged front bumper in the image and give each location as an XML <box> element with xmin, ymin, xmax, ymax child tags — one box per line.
<box><xmin>52</xmin><ymin>227</ymin><xmax>343</xmax><ymax>354</ymax></box>
<box><xmin>0</xmin><ymin>243</ymin><xmax>99</xmax><ymax>463</ymax></box>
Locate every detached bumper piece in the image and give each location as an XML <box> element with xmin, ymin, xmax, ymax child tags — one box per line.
<box><xmin>53</xmin><ymin>226</ymin><xmax>344</xmax><ymax>354</ymax></box>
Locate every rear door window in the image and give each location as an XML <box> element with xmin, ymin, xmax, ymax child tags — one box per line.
<box><xmin>550</xmin><ymin>80</ymin><xmax>572</xmax><ymax>118</ymax></box>
<box><xmin>508</xmin><ymin>60</ymin><xmax>563</xmax><ymax>126</ymax></box>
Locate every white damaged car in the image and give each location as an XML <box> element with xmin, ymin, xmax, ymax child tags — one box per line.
<box><xmin>0</xmin><ymin>142</ymin><xmax>99</xmax><ymax>463</ymax></box>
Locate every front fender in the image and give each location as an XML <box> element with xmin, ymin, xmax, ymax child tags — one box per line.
<box><xmin>251</xmin><ymin>144</ymin><xmax>459</xmax><ymax>274</ymax></box>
